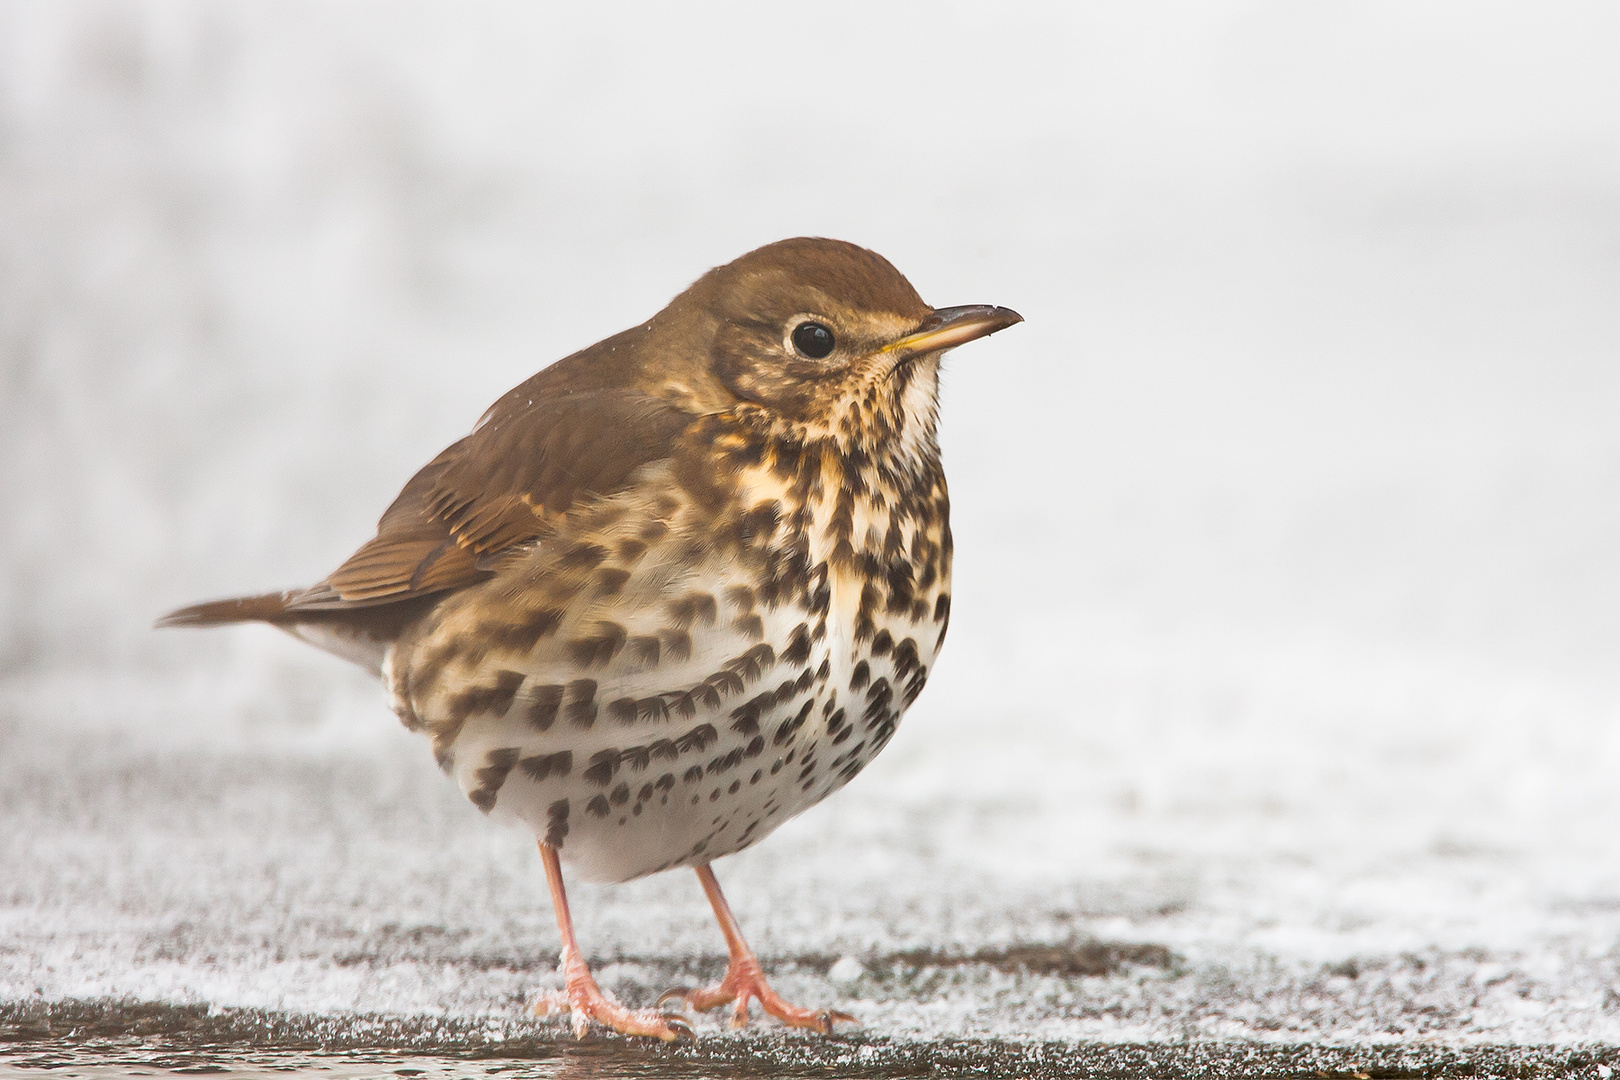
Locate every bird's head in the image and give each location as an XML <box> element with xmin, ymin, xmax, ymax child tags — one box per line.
<box><xmin>628</xmin><ymin>238</ymin><xmax>1021</xmax><ymax>458</ymax></box>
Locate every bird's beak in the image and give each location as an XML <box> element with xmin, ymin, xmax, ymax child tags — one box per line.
<box><xmin>884</xmin><ymin>305</ymin><xmax>1024</xmax><ymax>358</ymax></box>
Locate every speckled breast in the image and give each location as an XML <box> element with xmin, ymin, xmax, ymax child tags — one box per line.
<box><xmin>381</xmin><ymin>424</ymin><xmax>952</xmax><ymax>883</ymax></box>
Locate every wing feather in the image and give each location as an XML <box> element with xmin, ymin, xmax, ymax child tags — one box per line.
<box><xmin>306</xmin><ymin>388</ymin><xmax>694</xmax><ymax>610</ymax></box>
<box><xmin>161</xmin><ymin>388</ymin><xmax>696</xmax><ymax>630</ymax></box>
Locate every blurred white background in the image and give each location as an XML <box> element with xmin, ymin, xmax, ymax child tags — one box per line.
<box><xmin>2</xmin><ymin>1</ymin><xmax>1618</xmax><ymax>1042</ymax></box>
<box><xmin>3</xmin><ymin>1</ymin><xmax>1616</xmax><ymax>680</ymax></box>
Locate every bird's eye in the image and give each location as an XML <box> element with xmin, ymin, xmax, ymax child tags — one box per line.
<box><xmin>790</xmin><ymin>321</ymin><xmax>836</xmax><ymax>360</ymax></box>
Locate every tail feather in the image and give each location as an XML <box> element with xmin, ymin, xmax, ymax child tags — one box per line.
<box><xmin>155</xmin><ymin>591</ymin><xmax>297</xmax><ymax>629</ymax></box>
<box><xmin>157</xmin><ymin>586</ymin><xmax>444</xmax><ymax>675</ymax></box>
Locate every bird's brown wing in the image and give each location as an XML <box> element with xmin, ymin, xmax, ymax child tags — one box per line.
<box><xmin>159</xmin><ymin>388</ymin><xmax>695</xmax><ymax>626</ymax></box>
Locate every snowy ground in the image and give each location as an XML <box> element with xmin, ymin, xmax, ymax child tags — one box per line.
<box><xmin>3</xmin><ymin>3</ymin><xmax>1619</xmax><ymax>1075</ymax></box>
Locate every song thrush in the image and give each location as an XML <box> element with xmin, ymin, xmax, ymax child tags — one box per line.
<box><xmin>160</xmin><ymin>237</ymin><xmax>1021</xmax><ymax>1040</ymax></box>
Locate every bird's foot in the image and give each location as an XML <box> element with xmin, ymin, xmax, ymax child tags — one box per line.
<box><xmin>658</xmin><ymin>952</ymin><xmax>855</xmax><ymax>1034</ymax></box>
<box><xmin>533</xmin><ymin>949</ymin><xmax>693</xmax><ymax>1042</ymax></box>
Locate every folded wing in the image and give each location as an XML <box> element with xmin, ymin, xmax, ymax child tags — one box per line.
<box><xmin>158</xmin><ymin>388</ymin><xmax>695</xmax><ymax>634</ymax></box>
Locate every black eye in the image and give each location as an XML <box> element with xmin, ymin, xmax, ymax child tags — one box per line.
<box><xmin>790</xmin><ymin>321</ymin><xmax>836</xmax><ymax>359</ymax></box>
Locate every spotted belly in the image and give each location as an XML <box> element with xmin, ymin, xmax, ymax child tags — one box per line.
<box><xmin>386</xmin><ymin>574</ymin><xmax>944</xmax><ymax>883</ymax></box>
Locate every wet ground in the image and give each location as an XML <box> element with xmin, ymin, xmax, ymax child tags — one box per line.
<box><xmin>4</xmin><ymin>638</ymin><xmax>1620</xmax><ymax>1077</ymax></box>
<box><xmin>2</xmin><ymin>1000</ymin><xmax>1618</xmax><ymax>1079</ymax></box>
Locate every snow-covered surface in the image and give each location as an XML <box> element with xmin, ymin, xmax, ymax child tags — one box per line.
<box><xmin>3</xmin><ymin>0</ymin><xmax>1620</xmax><ymax>1055</ymax></box>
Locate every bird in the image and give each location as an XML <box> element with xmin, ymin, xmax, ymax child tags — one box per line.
<box><xmin>159</xmin><ymin>237</ymin><xmax>1021</xmax><ymax>1041</ymax></box>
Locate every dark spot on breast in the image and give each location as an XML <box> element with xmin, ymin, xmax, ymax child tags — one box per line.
<box><xmin>586</xmin><ymin>795</ymin><xmax>610</xmax><ymax>817</ymax></box>
<box><xmin>807</xmin><ymin>577</ymin><xmax>831</xmax><ymax>618</ymax></box>
<box><xmin>617</xmin><ymin>538</ymin><xmax>648</xmax><ymax>562</ymax></box>
<box><xmin>610</xmin><ymin>782</ymin><xmax>630</xmax><ymax>806</ymax></box>
<box><xmin>707</xmin><ymin>747</ymin><xmax>744</xmax><ymax>775</ymax></box>
<box><xmin>903</xmin><ymin>666</ymin><xmax>929</xmax><ymax>706</ymax></box>
<box><xmin>917</xmin><ymin>561</ymin><xmax>937</xmax><ymax>592</ymax></box>
<box><xmin>774</xmin><ymin>699</ymin><xmax>815</xmax><ymax>747</ymax></box>
<box><xmin>545</xmin><ymin>799</ymin><xmax>569</xmax><ymax>846</ymax></box>
<box><xmin>729</xmin><ymin>643</ymin><xmax>776</xmax><ymax>683</ymax></box>
<box><xmin>885</xmin><ymin>568</ymin><xmax>915</xmax><ymax>614</ymax></box>
<box><xmin>567</xmin><ymin>622</ymin><xmax>627</xmax><ymax>668</ymax></box>
<box><xmin>659</xmin><ymin>628</ymin><xmax>692</xmax><ymax>662</ymax></box>
<box><xmin>448</xmin><ymin>670</ymin><xmax>525</xmax><ymax>725</ymax></box>
<box><xmin>565</xmin><ymin>680</ymin><xmax>598</xmax><ymax>728</ymax></box>
<box><xmin>668</xmin><ymin>591</ymin><xmax>718</xmax><ymax>629</ymax></box>
<box><xmin>892</xmin><ymin>637</ymin><xmax>920</xmax><ymax>680</ymax></box>
<box><xmin>596</xmin><ymin>568</ymin><xmax>631</xmax><ymax>596</ymax></box>
<box><xmin>829</xmin><ymin>491</ymin><xmax>855</xmax><ymax>543</ymax></box>
<box><xmin>561</xmin><ymin>543</ymin><xmax>608</xmax><ymax>570</ymax></box>
<box><xmin>683</xmin><ymin>766</ymin><xmax>703</xmax><ymax>783</ymax></box>
<box><xmin>724</xmin><ymin>584</ymin><xmax>756</xmax><ymax>612</ymax></box>
<box><xmin>585</xmin><ymin>750</ymin><xmax>619</xmax><ymax>787</ymax></box>
<box><xmin>488</xmin><ymin>609</ymin><xmax>562</xmax><ymax>654</ymax></box>
<box><xmin>857</xmin><ymin>582</ymin><xmax>881</xmax><ymax>616</ymax></box>
<box><xmin>675</xmin><ymin>723</ymin><xmax>718</xmax><ymax>753</ymax></box>
<box><xmin>628</xmin><ymin>635</ymin><xmax>661</xmax><ymax>667</ymax></box>
<box><xmin>781</xmin><ymin>623</ymin><xmax>812</xmax><ymax>666</ymax></box>
<box><xmin>520</xmin><ymin>750</ymin><xmax>572</xmax><ymax>782</ymax></box>
<box><xmin>469</xmin><ymin>747</ymin><xmax>521</xmax><ymax>813</ymax></box>
<box><xmin>864</xmin><ymin>678</ymin><xmax>894</xmax><ymax>727</ymax></box>
<box><xmin>707</xmin><ymin>669</ymin><xmax>745</xmax><ymax>697</ymax></box>
<box><xmin>730</xmin><ymin>689</ymin><xmax>774</xmax><ymax>735</ymax></box>
<box><xmin>850</xmin><ymin>661</ymin><xmax>870</xmax><ymax>692</ymax></box>
<box><xmin>728</xmin><ymin>780</ymin><xmax>741</xmax><ymax>794</ymax></box>
<box><xmin>526</xmin><ymin>684</ymin><xmax>563</xmax><ymax>731</ymax></box>
<box><xmin>732</xmin><ymin>613</ymin><xmax>764</xmax><ymax>640</ymax></box>
<box><xmin>934</xmin><ymin>594</ymin><xmax>951</xmax><ymax>622</ymax></box>
<box><xmin>870</xmin><ymin>629</ymin><xmax>893</xmax><ymax>657</ymax></box>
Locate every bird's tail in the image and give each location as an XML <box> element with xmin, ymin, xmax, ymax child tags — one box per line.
<box><xmin>154</xmin><ymin>591</ymin><xmax>298</xmax><ymax>629</ymax></box>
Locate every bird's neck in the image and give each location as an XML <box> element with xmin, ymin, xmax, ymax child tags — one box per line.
<box><xmin>730</xmin><ymin>358</ymin><xmax>945</xmax><ymax>490</ymax></box>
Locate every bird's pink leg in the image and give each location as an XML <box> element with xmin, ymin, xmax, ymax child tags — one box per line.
<box><xmin>531</xmin><ymin>841</ymin><xmax>692</xmax><ymax>1041</ymax></box>
<box><xmin>658</xmin><ymin>863</ymin><xmax>856</xmax><ymax>1033</ymax></box>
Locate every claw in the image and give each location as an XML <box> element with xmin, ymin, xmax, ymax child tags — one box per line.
<box><xmin>814</xmin><ymin>1008</ymin><xmax>858</xmax><ymax>1034</ymax></box>
<box><xmin>681</xmin><ymin>863</ymin><xmax>860</xmax><ymax>1035</ymax></box>
<box><xmin>532</xmin><ymin>980</ymin><xmax>691</xmax><ymax>1042</ymax></box>
<box><xmin>656</xmin><ymin>985</ymin><xmax>694</xmax><ymax>1010</ymax></box>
